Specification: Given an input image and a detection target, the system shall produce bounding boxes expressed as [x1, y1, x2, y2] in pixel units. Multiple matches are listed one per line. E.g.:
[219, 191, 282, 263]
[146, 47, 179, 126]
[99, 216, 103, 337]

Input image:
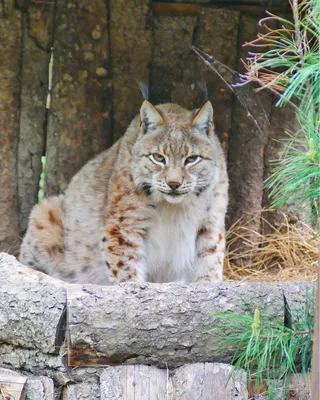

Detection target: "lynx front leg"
[102, 171, 155, 283]
[195, 226, 225, 283]
[102, 220, 147, 283]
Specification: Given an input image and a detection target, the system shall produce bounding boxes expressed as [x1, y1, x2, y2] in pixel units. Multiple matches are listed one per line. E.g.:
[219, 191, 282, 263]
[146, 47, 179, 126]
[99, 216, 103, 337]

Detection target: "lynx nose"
[167, 181, 181, 190]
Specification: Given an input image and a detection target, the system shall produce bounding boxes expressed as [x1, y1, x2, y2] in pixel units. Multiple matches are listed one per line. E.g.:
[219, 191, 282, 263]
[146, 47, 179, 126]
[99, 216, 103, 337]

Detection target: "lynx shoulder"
[20, 101, 228, 284]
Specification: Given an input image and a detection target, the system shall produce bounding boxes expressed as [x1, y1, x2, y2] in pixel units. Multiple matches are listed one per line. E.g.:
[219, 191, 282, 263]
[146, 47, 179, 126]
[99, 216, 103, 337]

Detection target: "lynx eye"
[185, 155, 200, 166]
[149, 153, 166, 166]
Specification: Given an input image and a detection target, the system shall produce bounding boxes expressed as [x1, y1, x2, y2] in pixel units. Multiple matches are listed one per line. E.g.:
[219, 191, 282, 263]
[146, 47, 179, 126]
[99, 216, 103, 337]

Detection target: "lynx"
[19, 100, 228, 285]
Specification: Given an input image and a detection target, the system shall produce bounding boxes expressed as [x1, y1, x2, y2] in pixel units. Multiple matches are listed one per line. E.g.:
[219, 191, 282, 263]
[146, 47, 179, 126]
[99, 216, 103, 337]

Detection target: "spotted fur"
[20, 101, 228, 284]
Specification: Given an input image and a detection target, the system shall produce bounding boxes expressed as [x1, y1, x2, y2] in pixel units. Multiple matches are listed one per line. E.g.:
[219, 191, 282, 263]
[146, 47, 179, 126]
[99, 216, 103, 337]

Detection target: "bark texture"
[45, 0, 112, 196]
[0, 253, 315, 399]
[262, 104, 311, 230]
[0, 344, 66, 378]
[170, 363, 248, 400]
[0, 253, 66, 354]
[228, 15, 273, 229]
[192, 7, 240, 154]
[168, 7, 240, 154]
[100, 365, 167, 400]
[150, 15, 197, 105]
[109, 0, 153, 142]
[0, 1, 21, 255]
[99, 363, 248, 400]
[0, 368, 55, 400]
[17, 1, 54, 235]
[62, 382, 101, 400]
[67, 282, 284, 367]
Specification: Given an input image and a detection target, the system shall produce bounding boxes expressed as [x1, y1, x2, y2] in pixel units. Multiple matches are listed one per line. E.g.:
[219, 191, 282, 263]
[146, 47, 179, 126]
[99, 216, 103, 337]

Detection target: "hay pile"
[224, 211, 318, 282]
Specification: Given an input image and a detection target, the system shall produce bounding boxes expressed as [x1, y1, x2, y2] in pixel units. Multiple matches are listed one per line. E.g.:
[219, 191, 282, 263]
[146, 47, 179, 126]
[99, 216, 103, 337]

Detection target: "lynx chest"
[145, 204, 200, 283]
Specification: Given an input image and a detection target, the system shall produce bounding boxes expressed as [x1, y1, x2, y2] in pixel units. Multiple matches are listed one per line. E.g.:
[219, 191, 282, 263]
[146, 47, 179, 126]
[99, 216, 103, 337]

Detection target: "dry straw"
[224, 211, 318, 282]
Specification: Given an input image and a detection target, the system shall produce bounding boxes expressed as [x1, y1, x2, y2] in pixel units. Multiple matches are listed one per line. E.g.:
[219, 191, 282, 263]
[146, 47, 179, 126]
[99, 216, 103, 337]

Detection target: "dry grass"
[224, 211, 318, 282]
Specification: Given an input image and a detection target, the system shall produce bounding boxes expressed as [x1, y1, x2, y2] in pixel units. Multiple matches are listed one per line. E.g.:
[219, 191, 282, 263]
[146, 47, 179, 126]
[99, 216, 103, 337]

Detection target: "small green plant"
[240, 0, 320, 229]
[216, 298, 314, 399]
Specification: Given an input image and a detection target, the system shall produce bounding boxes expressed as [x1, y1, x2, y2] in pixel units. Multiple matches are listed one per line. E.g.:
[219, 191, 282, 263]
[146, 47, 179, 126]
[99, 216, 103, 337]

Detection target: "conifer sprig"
[238, 0, 320, 228]
[216, 297, 314, 399]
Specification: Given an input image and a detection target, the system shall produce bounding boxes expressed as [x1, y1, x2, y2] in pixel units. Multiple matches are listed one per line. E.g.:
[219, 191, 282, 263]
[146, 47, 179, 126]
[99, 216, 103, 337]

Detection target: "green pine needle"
[241, 0, 320, 230]
[215, 295, 314, 399]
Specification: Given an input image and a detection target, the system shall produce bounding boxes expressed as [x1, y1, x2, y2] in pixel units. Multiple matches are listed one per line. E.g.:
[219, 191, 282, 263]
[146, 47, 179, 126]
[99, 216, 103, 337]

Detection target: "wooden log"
[152, 0, 288, 4]
[311, 271, 319, 400]
[0, 253, 66, 354]
[109, 0, 153, 142]
[0, 368, 55, 400]
[262, 104, 311, 229]
[277, 281, 317, 325]
[150, 15, 197, 105]
[45, 0, 112, 196]
[152, 2, 199, 17]
[0, 344, 66, 378]
[0, 375, 26, 400]
[168, 7, 240, 154]
[152, 2, 290, 17]
[171, 363, 248, 400]
[227, 14, 273, 229]
[17, 1, 55, 235]
[100, 365, 168, 400]
[99, 363, 248, 400]
[67, 282, 285, 368]
[62, 382, 100, 400]
[0, 1, 21, 255]
[193, 6, 240, 154]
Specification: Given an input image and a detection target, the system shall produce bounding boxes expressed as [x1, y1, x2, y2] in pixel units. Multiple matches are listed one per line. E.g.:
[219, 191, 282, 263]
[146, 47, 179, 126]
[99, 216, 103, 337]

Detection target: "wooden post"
[311, 267, 319, 400]
[17, 0, 55, 235]
[45, 0, 112, 196]
[0, 1, 22, 255]
[228, 14, 273, 230]
[109, 0, 153, 142]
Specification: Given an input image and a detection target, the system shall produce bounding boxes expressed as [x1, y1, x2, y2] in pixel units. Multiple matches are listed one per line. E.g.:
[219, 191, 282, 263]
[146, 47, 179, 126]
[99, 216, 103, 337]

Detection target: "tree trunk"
[166, 7, 240, 155]
[67, 281, 284, 368]
[193, 7, 240, 154]
[17, 0, 55, 235]
[262, 104, 312, 231]
[0, 1, 21, 255]
[0, 253, 66, 354]
[228, 15, 273, 230]
[150, 15, 197, 105]
[109, 0, 153, 142]
[45, 0, 112, 196]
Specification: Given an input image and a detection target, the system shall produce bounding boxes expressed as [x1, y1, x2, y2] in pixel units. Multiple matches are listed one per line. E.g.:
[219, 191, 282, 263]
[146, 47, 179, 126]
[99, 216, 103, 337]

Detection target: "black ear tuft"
[137, 80, 149, 100]
[197, 81, 208, 101]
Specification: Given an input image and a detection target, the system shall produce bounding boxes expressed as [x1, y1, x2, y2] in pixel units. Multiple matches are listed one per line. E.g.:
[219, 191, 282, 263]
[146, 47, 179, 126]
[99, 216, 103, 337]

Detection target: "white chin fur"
[163, 194, 186, 204]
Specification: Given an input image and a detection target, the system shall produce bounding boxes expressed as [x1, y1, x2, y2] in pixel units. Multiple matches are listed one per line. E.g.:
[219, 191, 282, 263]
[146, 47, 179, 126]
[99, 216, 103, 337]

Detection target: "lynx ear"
[140, 100, 163, 133]
[192, 101, 214, 136]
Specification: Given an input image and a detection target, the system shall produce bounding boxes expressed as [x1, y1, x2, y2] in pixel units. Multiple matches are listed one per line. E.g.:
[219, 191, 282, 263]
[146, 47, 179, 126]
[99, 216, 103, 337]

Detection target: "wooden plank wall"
[0, 0, 293, 254]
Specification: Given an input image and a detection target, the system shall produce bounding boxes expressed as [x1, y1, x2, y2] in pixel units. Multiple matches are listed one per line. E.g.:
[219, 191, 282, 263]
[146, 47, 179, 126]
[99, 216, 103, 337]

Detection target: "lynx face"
[132, 101, 219, 204]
